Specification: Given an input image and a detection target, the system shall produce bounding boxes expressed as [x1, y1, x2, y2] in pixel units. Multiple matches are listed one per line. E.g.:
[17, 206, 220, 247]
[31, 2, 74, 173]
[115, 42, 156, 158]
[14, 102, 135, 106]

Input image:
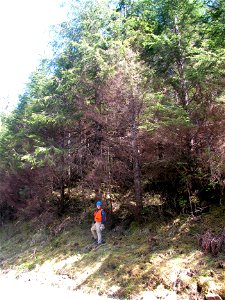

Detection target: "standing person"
[91, 200, 106, 246]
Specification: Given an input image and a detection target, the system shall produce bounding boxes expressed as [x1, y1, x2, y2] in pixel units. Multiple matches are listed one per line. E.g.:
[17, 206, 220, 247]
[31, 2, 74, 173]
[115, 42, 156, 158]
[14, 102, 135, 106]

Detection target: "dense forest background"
[0, 0, 224, 225]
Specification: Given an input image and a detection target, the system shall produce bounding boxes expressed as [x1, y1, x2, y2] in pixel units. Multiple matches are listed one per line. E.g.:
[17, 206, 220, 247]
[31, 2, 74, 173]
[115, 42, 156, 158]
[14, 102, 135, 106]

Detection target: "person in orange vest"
[91, 200, 106, 245]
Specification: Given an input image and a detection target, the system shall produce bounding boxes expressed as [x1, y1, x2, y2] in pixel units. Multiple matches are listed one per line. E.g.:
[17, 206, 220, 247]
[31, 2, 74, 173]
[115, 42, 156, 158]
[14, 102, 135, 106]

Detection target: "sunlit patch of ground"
[0, 277, 112, 300]
[0, 205, 225, 299]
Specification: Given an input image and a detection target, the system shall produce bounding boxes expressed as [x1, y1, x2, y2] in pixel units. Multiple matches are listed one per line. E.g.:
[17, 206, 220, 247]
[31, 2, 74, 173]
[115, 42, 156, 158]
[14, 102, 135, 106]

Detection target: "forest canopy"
[0, 0, 224, 223]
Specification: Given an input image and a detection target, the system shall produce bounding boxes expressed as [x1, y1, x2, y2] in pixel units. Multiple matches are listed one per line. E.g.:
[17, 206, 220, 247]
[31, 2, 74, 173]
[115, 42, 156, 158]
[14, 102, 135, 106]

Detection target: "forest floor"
[0, 204, 225, 300]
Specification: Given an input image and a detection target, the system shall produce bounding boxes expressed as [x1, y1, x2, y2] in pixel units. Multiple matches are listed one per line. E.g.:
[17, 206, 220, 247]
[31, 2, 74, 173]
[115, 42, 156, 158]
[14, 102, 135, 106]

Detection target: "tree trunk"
[174, 16, 189, 107]
[58, 130, 66, 215]
[131, 99, 142, 222]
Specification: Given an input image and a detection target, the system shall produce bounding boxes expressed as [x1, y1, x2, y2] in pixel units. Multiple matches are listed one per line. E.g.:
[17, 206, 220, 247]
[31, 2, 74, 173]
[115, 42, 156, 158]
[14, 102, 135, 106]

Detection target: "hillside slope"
[0, 205, 225, 300]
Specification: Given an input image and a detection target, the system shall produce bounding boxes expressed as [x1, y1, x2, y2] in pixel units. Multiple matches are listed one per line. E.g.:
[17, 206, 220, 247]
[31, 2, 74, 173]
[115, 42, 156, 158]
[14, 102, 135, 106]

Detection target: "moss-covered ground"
[0, 204, 224, 299]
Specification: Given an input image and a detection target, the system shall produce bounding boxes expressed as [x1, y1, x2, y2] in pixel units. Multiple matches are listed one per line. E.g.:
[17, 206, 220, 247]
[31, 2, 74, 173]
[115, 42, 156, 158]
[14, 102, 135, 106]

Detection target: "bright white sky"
[0, 0, 68, 113]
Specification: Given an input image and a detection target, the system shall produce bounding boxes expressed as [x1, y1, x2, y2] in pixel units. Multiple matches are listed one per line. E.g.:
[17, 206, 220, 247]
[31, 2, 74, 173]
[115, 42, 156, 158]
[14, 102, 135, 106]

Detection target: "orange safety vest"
[94, 209, 103, 222]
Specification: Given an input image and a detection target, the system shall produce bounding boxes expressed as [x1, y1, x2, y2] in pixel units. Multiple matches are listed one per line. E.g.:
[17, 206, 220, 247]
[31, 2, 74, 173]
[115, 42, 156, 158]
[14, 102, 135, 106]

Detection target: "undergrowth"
[0, 204, 225, 300]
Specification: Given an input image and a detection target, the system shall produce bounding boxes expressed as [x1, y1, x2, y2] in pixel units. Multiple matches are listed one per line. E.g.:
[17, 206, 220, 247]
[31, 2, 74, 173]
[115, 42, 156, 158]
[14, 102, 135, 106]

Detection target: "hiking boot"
[98, 240, 106, 245]
[92, 238, 98, 243]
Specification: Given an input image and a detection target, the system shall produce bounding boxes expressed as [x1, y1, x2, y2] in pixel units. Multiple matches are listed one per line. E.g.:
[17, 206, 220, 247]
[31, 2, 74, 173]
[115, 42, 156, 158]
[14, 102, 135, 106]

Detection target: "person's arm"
[93, 211, 96, 223]
[101, 210, 106, 224]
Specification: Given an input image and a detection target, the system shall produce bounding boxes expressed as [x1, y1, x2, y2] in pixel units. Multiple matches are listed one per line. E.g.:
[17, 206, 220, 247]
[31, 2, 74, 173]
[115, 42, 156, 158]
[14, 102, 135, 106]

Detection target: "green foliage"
[141, 96, 191, 131]
[21, 146, 63, 168]
[204, 0, 225, 49]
